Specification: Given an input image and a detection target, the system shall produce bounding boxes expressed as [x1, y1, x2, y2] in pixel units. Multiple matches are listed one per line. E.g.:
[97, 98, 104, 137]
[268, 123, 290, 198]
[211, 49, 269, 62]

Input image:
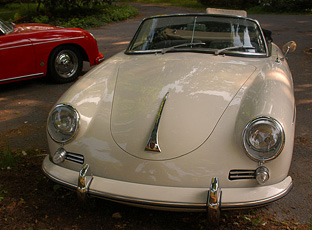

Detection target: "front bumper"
[95, 53, 105, 64]
[42, 156, 292, 211]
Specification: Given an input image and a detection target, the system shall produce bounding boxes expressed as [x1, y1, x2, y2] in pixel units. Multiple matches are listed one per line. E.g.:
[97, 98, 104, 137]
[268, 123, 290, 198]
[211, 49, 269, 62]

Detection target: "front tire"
[48, 46, 83, 83]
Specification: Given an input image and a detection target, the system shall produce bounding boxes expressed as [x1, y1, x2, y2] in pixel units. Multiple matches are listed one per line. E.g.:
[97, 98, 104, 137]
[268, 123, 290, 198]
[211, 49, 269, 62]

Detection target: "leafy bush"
[5, 3, 23, 10]
[0, 11, 14, 20]
[197, 0, 312, 12]
[42, 0, 116, 11]
[260, 0, 312, 12]
[33, 15, 49, 23]
[32, 5, 138, 29]
[0, 3, 44, 20]
[15, 3, 39, 18]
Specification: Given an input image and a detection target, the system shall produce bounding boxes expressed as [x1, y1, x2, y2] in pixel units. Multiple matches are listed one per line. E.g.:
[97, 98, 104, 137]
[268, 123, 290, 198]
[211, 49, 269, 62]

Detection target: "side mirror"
[282, 41, 296, 60]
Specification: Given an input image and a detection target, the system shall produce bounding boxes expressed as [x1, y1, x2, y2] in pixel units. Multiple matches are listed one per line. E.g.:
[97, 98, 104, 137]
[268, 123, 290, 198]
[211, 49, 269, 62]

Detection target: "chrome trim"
[242, 116, 285, 163]
[97, 57, 105, 63]
[145, 92, 169, 152]
[207, 177, 221, 225]
[66, 152, 84, 164]
[89, 190, 205, 210]
[0, 37, 84, 51]
[88, 179, 292, 211]
[0, 26, 4, 35]
[42, 176, 292, 211]
[54, 49, 79, 79]
[0, 19, 14, 34]
[0, 43, 32, 51]
[87, 179, 292, 211]
[47, 103, 80, 144]
[293, 105, 296, 124]
[0, 72, 45, 83]
[221, 181, 293, 209]
[228, 169, 256, 180]
[42, 162, 293, 211]
[34, 37, 84, 46]
[77, 164, 93, 200]
[255, 166, 270, 185]
[51, 147, 67, 164]
[126, 14, 269, 56]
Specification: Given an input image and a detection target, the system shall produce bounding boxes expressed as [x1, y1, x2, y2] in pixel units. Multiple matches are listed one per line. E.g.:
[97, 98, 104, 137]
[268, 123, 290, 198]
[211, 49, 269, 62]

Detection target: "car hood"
[110, 53, 256, 160]
[14, 23, 59, 33]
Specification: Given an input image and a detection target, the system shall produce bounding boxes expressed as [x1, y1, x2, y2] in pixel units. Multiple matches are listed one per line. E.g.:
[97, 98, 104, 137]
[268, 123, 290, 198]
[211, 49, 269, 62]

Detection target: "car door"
[0, 32, 37, 83]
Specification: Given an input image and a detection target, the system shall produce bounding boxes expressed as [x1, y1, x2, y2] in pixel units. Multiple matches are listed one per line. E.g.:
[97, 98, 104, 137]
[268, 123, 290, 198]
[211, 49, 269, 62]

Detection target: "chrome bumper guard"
[73, 163, 291, 226]
[42, 157, 292, 215]
[76, 164, 222, 223]
[77, 164, 93, 200]
[207, 177, 222, 225]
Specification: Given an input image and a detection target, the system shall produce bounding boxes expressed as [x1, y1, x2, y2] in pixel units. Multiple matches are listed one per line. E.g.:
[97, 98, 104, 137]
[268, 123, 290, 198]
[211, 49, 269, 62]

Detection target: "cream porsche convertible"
[42, 9, 296, 223]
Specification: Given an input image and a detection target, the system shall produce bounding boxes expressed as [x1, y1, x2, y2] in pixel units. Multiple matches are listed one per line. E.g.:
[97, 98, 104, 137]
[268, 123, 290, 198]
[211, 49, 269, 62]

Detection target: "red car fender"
[0, 22, 104, 84]
[29, 29, 103, 74]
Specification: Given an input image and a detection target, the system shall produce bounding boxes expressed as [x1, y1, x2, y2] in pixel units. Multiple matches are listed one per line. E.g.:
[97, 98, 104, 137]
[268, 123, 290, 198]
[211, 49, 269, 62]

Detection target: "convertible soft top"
[206, 8, 247, 17]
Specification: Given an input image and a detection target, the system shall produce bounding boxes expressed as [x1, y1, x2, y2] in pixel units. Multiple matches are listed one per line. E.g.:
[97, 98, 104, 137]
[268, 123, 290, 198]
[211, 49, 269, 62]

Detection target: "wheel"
[48, 46, 83, 83]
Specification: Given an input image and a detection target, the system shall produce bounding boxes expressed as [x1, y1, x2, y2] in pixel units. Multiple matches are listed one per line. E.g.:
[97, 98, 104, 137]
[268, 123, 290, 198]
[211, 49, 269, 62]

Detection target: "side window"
[262, 29, 273, 43]
[262, 28, 273, 55]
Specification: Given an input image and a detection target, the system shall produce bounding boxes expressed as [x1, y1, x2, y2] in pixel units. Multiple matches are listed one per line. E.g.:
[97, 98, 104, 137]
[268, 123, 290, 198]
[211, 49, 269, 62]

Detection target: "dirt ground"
[0, 3, 312, 229]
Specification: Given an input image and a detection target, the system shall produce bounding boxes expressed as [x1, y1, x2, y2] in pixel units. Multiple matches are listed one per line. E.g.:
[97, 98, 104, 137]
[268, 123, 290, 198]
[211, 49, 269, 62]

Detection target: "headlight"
[243, 117, 285, 162]
[47, 104, 79, 143]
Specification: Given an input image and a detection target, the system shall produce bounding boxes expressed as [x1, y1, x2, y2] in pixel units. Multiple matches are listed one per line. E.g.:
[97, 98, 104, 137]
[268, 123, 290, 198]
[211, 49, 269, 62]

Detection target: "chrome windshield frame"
[0, 18, 14, 35]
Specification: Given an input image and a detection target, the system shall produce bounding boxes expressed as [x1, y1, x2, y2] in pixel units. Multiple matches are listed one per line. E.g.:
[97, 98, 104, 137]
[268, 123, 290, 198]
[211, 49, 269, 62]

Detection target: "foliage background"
[1, 0, 312, 25]
[197, 0, 312, 12]
[0, 0, 138, 28]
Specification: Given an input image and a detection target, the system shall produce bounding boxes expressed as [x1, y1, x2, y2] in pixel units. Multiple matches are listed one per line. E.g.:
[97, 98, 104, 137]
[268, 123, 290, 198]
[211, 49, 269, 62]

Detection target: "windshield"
[0, 18, 14, 35]
[126, 15, 267, 56]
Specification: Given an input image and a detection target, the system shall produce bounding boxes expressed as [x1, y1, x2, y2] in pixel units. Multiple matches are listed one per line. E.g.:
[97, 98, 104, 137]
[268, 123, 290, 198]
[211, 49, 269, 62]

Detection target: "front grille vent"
[229, 169, 256, 181]
[66, 152, 84, 164]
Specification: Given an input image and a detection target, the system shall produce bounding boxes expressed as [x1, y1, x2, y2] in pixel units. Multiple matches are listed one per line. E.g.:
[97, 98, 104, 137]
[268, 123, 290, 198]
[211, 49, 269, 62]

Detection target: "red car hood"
[14, 23, 59, 33]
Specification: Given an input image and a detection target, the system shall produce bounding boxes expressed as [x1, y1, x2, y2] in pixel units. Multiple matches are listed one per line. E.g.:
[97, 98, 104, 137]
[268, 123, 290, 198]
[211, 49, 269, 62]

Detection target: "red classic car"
[0, 18, 104, 84]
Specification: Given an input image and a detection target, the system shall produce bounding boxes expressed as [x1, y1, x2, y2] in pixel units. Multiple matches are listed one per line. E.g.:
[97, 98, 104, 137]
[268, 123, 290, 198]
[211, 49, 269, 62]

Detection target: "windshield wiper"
[161, 42, 206, 54]
[214, 46, 256, 55]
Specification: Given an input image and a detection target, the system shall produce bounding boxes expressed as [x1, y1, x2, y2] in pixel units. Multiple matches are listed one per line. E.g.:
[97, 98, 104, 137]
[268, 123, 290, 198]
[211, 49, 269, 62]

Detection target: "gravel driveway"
[0, 3, 311, 226]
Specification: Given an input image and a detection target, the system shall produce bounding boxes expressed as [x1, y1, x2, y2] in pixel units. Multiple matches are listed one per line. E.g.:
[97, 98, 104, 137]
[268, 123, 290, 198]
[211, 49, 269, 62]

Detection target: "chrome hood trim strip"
[145, 92, 169, 152]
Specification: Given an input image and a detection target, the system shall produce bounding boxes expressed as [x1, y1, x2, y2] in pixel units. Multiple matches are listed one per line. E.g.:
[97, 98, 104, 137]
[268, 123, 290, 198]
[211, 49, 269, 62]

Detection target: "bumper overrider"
[42, 156, 292, 223]
[95, 54, 105, 64]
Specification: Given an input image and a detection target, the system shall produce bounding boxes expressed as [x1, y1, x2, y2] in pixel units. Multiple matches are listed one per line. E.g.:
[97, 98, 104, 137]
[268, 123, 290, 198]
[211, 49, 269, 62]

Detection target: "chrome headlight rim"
[242, 116, 285, 162]
[47, 103, 80, 144]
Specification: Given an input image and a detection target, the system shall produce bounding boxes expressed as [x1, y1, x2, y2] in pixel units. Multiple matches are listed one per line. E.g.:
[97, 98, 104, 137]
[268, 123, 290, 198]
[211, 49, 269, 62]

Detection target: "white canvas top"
[206, 8, 247, 17]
